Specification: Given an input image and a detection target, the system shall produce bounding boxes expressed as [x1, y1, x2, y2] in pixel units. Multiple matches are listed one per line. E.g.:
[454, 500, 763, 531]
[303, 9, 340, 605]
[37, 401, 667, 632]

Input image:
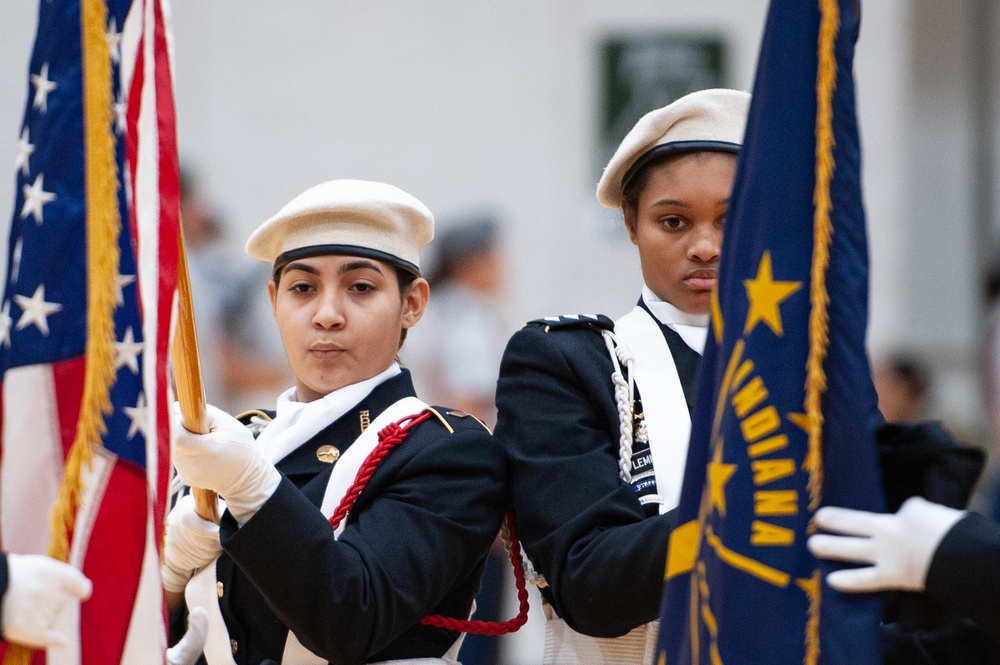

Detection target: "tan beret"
[596, 88, 751, 209]
[246, 179, 434, 275]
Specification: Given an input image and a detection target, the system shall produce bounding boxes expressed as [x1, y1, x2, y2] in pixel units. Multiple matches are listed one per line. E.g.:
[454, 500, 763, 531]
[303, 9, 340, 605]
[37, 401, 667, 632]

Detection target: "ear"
[267, 279, 278, 318]
[401, 277, 430, 330]
[623, 207, 639, 246]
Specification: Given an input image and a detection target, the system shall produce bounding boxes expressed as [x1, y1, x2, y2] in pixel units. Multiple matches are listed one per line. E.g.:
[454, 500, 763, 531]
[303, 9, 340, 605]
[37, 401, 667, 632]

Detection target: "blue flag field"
[657, 0, 884, 663]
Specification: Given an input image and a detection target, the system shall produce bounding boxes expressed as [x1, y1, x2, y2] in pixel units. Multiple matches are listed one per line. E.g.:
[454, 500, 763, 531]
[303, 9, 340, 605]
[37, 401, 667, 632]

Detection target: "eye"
[350, 281, 376, 293]
[661, 215, 685, 230]
[288, 281, 313, 294]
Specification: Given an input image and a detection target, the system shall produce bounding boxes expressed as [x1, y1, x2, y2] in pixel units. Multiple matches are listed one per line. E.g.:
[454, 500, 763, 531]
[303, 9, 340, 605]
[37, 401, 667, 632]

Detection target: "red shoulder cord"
[328, 411, 530, 636]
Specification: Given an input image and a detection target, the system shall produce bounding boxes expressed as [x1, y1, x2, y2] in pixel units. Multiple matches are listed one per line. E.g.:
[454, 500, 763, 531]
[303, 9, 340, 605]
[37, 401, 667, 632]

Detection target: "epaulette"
[235, 409, 274, 437]
[235, 408, 274, 425]
[526, 313, 615, 333]
[426, 407, 493, 435]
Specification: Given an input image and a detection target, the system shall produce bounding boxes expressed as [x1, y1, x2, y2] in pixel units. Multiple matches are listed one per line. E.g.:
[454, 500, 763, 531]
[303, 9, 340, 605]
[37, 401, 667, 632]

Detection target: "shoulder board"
[526, 313, 615, 332]
[235, 409, 275, 426]
[425, 406, 492, 435]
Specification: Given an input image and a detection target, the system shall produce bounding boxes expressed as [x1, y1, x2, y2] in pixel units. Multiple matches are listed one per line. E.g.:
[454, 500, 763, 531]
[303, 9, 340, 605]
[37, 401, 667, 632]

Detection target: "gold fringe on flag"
[803, 0, 841, 662]
[806, 0, 840, 523]
[5, 0, 121, 662]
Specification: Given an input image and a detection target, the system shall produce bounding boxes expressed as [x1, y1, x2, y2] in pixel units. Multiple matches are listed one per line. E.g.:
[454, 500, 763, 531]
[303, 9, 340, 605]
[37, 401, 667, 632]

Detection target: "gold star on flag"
[743, 251, 801, 336]
[707, 442, 737, 517]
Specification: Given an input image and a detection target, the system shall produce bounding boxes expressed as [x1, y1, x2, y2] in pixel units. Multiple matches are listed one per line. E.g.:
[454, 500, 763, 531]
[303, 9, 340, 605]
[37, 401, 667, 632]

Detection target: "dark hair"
[426, 216, 500, 287]
[984, 248, 1000, 303]
[394, 266, 418, 349]
[621, 154, 674, 222]
[881, 354, 930, 401]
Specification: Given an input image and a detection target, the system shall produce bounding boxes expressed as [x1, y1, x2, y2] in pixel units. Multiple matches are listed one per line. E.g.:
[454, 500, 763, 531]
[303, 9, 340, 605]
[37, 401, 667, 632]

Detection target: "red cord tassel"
[329, 411, 529, 635]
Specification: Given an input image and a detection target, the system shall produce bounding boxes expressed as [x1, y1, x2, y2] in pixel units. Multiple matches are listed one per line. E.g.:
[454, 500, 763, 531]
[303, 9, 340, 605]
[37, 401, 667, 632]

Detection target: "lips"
[684, 269, 717, 290]
[309, 342, 345, 357]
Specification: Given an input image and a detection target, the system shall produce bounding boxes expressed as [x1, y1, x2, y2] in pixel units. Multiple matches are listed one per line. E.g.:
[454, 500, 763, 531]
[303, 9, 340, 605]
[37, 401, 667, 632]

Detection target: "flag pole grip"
[172, 229, 220, 524]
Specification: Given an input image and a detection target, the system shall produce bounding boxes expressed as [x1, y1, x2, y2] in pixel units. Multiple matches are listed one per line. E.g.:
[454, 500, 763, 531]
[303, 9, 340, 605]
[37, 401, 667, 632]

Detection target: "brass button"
[231, 639, 238, 655]
[216, 581, 224, 598]
[316, 445, 340, 463]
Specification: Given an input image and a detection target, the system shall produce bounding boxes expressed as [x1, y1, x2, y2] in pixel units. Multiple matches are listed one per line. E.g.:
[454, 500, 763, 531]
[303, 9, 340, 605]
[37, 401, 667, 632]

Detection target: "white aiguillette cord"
[612, 306, 692, 513]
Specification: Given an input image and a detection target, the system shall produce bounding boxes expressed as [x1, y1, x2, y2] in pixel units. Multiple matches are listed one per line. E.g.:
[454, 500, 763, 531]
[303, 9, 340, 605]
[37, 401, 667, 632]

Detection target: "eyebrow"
[649, 197, 730, 207]
[282, 261, 320, 276]
[283, 258, 385, 277]
[339, 259, 384, 275]
[650, 198, 689, 208]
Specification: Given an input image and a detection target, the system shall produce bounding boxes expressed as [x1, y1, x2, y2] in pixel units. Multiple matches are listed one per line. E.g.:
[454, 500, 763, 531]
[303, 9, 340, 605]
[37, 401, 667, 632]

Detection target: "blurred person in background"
[180, 169, 290, 413]
[980, 251, 1000, 456]
[403, 215, 507, 429]
[402, 215, 511, 665]
[872, 352, 931, 423]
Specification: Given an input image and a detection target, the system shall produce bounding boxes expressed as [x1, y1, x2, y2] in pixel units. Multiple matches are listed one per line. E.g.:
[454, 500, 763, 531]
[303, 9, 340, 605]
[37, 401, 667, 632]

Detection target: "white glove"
[807, 496, 965, 592]
[1, 554, 93, 648]
[166, 606, 208, 665]
[172, 403, 281, 525]
[161, 494, 224, 593]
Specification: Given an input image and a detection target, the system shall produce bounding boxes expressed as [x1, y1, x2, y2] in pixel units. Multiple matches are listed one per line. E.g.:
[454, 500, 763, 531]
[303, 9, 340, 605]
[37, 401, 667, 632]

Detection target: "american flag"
[0, 0, 180, 662]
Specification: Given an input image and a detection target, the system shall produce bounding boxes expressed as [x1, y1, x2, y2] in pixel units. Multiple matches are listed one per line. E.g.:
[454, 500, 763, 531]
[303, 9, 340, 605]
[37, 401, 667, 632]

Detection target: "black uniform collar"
[276, 369, 418, 479]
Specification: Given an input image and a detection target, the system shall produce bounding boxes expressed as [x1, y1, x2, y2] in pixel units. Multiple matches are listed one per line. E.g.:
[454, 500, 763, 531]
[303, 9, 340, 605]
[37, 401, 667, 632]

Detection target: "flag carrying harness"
[327, 410, 530, 636]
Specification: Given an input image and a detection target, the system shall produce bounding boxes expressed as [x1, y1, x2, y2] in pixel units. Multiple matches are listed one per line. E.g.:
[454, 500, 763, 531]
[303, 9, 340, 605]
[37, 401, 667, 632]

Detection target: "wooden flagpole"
[172, 226, 220, 524]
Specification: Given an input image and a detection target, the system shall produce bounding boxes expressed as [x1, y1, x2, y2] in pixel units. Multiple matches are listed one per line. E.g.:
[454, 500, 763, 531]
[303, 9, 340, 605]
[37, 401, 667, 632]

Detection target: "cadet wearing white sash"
[494, 89, 750, 664]
[162, 180, 506, 665]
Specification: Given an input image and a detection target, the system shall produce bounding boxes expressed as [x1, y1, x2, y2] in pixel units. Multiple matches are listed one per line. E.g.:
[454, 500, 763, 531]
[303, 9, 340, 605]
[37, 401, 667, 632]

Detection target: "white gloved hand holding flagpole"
[171, 403, 281, 525]
[807, 496, 966, 592]
[161, 494, 224, 593]
[1, 553, 93, 648]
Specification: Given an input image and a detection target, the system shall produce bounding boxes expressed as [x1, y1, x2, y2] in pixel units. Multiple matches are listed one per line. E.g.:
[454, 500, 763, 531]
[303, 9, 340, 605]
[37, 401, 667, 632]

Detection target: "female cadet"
[494, 88, 750, 663]
[162, 180, 507, 665]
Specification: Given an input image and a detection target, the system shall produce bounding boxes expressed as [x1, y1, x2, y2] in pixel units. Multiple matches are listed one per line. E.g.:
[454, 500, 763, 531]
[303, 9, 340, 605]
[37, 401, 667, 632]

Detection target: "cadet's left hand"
[2, 554, 93, 648]
[171, 403, 281, 524]
[807, 496, 965, 592]
[161, 494, 223, 593]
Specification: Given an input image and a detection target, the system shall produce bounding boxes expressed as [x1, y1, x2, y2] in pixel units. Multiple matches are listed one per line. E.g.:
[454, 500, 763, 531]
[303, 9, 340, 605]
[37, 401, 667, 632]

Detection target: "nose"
[688, 224, 721, 264]
[312, 291, 345, 330]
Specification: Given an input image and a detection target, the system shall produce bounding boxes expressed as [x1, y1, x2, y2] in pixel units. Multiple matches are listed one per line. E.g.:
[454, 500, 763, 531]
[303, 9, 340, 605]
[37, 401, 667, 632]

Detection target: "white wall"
[0, 2, 993, 430]
[162, 1, 772, 330]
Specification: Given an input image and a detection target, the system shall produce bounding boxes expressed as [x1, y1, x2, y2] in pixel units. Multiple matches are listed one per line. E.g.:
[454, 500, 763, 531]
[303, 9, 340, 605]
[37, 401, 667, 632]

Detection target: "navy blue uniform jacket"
[494, 312, 697, 638]
[211, 370, 505, 665]
[926, 513, 1000, 641]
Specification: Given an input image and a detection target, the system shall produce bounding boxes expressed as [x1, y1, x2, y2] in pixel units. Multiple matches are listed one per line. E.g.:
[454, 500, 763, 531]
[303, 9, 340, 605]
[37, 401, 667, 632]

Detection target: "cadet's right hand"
[1, 553, 92, 648]
[171, 403, 281, 524]
[161, 494, 223, 593]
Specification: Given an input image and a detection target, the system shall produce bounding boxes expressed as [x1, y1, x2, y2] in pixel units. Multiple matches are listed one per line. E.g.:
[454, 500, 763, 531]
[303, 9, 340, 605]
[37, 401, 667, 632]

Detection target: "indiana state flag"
[657, 0, 884, 663]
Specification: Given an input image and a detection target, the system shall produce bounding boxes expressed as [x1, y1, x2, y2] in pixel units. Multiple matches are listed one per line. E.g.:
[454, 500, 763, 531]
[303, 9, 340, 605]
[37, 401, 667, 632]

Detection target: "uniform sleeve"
[218, 427, 505, 665]
[0, 551, 8, 627]
[495, 326, 676, 638]
[924, 512, 1000, 640]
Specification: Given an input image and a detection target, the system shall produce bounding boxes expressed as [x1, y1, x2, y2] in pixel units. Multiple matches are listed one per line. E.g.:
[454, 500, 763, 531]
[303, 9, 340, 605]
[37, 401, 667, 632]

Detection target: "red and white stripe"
[0, 1, 180, 662]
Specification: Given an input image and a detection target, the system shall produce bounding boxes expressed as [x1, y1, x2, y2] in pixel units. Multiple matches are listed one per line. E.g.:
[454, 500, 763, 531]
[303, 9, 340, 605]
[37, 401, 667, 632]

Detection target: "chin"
[683, 296, 712, 316]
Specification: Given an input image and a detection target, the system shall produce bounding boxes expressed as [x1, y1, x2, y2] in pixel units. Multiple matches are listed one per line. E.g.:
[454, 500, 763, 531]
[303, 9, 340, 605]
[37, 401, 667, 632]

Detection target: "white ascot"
[255, 363, 401, 464]
[640, 285, 709, 353]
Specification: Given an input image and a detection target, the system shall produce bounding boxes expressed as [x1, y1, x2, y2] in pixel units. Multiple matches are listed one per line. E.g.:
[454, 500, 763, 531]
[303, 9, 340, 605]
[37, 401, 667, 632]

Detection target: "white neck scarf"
[640, 285, 709, 354]
[255, 363, 402, 464]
